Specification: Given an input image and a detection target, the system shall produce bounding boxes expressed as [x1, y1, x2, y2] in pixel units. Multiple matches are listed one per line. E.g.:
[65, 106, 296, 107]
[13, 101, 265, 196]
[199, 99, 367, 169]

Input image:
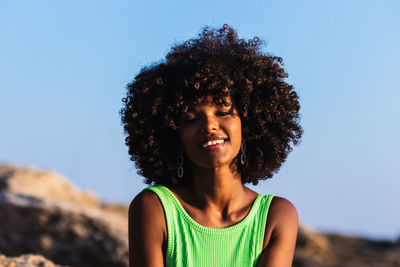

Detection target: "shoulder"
[128, 189, 167, 240]
[258, 196, 298, 266]
[129, 189, 166, 229]
[129, 189, 164, 214]
[263, 196, 298, 248]
[268, 196, 298, 223]
[128, 189, 167, 266]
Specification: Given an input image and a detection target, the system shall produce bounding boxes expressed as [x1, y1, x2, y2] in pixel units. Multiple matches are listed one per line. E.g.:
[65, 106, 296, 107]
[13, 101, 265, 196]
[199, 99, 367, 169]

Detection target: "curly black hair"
[121, 24, 302, 186]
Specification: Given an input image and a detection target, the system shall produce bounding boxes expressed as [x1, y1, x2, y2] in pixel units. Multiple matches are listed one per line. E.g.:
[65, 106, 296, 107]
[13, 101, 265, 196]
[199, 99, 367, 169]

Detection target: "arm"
[129, 190, 166, 267]
[257, 197, 298, 267]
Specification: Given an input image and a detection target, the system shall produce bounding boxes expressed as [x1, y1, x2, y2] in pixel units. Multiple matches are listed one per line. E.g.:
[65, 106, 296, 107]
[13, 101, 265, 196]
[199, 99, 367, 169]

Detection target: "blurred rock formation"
[0, 164, 399, 267]
[0, 254, 66, 267]
[0, 165, 128, 267]
[294, 225, 400, 267]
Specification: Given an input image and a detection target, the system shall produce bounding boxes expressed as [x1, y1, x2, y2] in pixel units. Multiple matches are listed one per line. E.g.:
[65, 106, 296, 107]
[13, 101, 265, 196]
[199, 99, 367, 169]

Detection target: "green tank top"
[145, 185, 274, 267]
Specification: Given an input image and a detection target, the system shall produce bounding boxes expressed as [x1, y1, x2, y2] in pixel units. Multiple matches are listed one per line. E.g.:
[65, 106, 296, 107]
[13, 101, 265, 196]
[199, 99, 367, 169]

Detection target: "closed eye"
[216, 107, 235, 116]
[215, 105, 235, 116]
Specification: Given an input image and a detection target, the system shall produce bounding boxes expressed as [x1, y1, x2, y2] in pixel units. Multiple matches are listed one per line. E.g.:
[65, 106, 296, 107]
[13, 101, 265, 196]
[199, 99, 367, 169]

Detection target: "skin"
[129, 97, 298, 267]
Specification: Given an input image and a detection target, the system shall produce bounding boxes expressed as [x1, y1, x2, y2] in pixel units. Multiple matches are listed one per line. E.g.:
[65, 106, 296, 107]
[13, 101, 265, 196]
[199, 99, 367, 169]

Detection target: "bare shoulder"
[263, 196, 298, 249]
[258, 196, 298, 267]
[129, 189, 165, 217]
[129, 190, 166, 267]
[268, 196, 298, 226]
[128, 189, 166, 242]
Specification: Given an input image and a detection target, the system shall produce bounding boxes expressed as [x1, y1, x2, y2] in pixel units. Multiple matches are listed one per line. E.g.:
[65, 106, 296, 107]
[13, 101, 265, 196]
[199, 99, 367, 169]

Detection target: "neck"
[189, 164, 246, 210]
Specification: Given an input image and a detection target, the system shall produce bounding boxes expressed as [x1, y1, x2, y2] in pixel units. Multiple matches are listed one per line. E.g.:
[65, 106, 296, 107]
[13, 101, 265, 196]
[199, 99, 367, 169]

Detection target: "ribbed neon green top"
[145, 185, 274, 267]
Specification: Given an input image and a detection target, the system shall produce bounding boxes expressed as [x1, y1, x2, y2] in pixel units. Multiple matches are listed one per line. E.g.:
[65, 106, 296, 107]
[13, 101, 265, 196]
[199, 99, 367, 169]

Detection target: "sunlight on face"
[179, 96, 242, 169]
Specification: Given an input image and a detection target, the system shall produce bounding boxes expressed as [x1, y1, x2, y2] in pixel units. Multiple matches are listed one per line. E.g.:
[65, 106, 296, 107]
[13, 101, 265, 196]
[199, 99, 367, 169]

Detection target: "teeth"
[202, 139, 224, 148]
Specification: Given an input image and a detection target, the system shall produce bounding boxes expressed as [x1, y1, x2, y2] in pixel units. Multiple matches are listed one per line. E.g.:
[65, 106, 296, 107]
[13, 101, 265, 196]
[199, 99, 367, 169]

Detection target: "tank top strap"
[252, 193, 274, 255]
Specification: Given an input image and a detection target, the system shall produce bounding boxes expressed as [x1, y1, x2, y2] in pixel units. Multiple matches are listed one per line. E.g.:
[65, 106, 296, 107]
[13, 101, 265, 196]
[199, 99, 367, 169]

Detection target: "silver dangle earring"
[177, 152, 184, 178]
[240, 141, 247, 165]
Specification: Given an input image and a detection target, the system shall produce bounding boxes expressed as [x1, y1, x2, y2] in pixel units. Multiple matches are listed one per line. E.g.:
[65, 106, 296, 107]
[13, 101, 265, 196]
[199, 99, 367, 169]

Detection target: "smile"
[202, 139, 226, 148]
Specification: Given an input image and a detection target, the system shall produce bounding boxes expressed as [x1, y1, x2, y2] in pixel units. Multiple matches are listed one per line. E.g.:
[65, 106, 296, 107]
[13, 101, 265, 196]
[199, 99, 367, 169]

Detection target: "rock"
[0, 165, 99, 208]
[294, 225, 334, 266]
[0, 165, 128, 267]
[294, 225, 400, 267]
[0, 254, 67, 267]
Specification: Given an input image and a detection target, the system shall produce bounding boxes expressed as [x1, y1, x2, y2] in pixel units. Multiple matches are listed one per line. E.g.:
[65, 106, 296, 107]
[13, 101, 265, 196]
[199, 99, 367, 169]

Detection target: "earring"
[240, 141, 247, 165]
[177, 153, 184, 178]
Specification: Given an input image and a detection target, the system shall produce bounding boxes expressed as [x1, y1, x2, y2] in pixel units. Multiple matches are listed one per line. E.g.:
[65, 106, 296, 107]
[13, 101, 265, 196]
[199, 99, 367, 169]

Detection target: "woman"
[121, 24, 302, 267]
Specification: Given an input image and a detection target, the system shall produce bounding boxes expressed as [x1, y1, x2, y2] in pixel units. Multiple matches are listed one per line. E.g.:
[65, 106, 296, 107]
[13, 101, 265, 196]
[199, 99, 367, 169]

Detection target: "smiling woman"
[121, 24, 302, 267]
[178, 96, 242, 169]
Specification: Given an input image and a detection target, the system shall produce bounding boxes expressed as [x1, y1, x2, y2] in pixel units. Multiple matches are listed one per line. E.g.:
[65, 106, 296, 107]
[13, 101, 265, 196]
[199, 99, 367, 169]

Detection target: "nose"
[201, 115, 218, 133]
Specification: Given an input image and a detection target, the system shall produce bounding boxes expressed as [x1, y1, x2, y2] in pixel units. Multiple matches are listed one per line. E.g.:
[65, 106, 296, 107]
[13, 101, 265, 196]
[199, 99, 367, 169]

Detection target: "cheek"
[233, 129, 242, 152]
[227, 118, 242, 152]
[232, 118, 242, 140]
[178, 131, 201, 165]
[178, 128, 195, 152]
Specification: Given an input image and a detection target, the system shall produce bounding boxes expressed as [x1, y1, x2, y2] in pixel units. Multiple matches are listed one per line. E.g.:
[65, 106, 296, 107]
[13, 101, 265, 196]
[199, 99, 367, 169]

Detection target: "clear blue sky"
[1, 0, 399, 240]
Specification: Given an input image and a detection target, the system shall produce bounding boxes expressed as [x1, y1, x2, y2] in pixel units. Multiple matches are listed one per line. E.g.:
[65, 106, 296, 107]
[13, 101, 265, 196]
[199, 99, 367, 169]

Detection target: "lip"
[203, 140, 225, 151]
[200, 136, 228, 150]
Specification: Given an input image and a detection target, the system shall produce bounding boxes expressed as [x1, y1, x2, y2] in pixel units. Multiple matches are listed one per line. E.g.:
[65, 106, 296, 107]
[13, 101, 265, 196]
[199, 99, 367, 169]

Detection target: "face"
[178, 96, 242, 169]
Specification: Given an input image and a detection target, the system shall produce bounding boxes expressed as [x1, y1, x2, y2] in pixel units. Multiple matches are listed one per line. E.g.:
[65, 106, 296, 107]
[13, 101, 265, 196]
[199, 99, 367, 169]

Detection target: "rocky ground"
[0, 165, 399, 267]
[294, 225, 400, 267]
[0, 254, 65, 267]
[0, 165, 128, 267]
